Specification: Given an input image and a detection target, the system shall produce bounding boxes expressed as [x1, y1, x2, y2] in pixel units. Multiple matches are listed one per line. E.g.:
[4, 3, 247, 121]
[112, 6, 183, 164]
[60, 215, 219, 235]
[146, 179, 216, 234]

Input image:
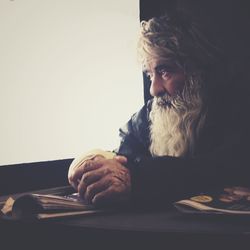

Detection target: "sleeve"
[115, 86, 250, 208]
[129, 135, 250, 207]
[128, 102, 250, 208]
[114, 103, 152, 161]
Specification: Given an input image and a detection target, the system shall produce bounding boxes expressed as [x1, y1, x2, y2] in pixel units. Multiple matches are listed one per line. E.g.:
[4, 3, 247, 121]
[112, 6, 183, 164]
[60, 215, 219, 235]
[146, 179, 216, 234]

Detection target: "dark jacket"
[115, 73, 250, 207]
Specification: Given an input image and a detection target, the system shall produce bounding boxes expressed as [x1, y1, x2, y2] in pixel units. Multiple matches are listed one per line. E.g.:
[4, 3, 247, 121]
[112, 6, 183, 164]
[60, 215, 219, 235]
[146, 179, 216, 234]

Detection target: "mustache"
[155, 93, 177, 108]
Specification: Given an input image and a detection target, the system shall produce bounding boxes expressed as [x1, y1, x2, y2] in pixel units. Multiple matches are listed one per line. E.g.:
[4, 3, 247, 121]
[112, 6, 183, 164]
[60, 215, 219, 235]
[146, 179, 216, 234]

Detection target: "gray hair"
[140, 14, 213, 157]
[138, 14, 219, 76]
[149, 74, 206, 157]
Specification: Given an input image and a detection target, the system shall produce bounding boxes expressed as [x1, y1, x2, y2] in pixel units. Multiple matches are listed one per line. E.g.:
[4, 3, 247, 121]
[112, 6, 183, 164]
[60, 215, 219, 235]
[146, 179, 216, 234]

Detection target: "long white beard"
[149, 84, 205, 157]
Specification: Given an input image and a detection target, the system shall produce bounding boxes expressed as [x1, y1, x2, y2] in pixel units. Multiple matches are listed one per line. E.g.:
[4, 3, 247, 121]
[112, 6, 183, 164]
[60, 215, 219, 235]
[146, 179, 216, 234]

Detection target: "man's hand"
[69, 155, 131, 205]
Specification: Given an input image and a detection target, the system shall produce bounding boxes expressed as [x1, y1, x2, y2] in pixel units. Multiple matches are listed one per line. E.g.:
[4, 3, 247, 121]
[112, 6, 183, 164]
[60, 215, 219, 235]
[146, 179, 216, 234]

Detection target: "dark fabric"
[115, 74, 250, 207]
[140, 0, 250, 104]
[122, 0, 250, 208]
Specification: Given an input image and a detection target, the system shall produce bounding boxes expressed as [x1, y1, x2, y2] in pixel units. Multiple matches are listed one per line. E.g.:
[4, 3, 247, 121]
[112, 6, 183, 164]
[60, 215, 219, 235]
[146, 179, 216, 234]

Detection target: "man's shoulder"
[131, 99, 153, 119]
[130, 99, 152, 125]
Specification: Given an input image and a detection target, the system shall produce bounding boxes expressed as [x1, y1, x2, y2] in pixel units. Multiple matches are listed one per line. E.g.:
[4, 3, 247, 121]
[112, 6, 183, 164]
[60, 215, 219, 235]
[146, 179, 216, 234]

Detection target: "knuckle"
[82, 172, 91, 184]
[77, 163, 85, 172]
[94, 155, 104, 161]
[69, 170, 76, 179]
[104, 168, 108, 175]
[68, 175, 73, 182]
[78, 184, 85, 197]
[83, 160, 91, 169]
[86, 183, 96, 199]
[104, 167, 112, 175]
[108, 177, 115, 187]
[69, 171, 77, 180]
[78, 179, 84, 190]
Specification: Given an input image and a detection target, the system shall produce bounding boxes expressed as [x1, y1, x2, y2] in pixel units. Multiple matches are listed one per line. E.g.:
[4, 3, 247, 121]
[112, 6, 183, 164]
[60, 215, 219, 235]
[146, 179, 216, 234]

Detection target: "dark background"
[140, 0, 250, 102]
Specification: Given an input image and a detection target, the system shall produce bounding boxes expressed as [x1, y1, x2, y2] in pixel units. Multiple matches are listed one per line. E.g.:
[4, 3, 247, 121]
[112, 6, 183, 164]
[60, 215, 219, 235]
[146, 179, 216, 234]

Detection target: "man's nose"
[149, 74, 165, 97]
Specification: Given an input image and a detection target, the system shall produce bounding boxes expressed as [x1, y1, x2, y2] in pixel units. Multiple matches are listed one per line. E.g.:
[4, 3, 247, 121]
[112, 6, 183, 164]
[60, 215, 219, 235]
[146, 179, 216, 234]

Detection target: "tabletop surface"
[1, 186, 250, 236]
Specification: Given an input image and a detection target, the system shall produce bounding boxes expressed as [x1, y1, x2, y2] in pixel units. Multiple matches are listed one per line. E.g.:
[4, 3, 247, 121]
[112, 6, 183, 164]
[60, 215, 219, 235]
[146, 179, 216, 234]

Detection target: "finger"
[77, 160, 103, 196]
[77, 177, 88, 198]
[69, 160, 103, 186]
[80, 167, 110, 186]
[69, 179, 78, 190]
[92, 186, 120, 205]
[84, 176, 112, 203]
[114, 155, 127, 164]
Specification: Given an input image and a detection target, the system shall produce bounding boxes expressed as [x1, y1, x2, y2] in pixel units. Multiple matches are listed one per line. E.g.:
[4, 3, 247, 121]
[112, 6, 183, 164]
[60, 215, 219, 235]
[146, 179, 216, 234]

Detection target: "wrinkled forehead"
[142, 58, 179, 72]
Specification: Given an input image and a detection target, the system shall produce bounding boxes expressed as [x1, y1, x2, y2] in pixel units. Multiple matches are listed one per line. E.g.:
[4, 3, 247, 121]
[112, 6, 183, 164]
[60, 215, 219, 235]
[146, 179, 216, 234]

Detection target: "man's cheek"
[174, 78, 185, 93]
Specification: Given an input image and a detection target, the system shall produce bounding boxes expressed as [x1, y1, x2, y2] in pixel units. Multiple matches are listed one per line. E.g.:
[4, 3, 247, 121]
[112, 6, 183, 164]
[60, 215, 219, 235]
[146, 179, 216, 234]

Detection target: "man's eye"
[158, 68, 170, 77]
[159, 69, 168, 74]
[156, 64, 176, 77]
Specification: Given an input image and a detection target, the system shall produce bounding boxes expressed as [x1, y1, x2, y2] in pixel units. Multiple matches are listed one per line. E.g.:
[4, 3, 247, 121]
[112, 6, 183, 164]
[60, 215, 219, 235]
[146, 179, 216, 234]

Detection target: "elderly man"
[68, 13, 249, 207]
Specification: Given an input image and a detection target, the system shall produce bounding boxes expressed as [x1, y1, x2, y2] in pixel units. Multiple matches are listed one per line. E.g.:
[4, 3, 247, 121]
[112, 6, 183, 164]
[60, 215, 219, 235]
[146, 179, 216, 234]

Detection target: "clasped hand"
[69, 156, 131, 205]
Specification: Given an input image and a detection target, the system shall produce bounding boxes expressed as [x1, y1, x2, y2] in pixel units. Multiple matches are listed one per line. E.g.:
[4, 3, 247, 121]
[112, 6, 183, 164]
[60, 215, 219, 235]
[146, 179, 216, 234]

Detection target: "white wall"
[0, 0, 143, 165]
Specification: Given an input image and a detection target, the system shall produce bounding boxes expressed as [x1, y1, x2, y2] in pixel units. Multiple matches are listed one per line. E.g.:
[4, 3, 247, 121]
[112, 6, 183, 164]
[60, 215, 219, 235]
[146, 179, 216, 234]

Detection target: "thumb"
[114, 155, 128, 164]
